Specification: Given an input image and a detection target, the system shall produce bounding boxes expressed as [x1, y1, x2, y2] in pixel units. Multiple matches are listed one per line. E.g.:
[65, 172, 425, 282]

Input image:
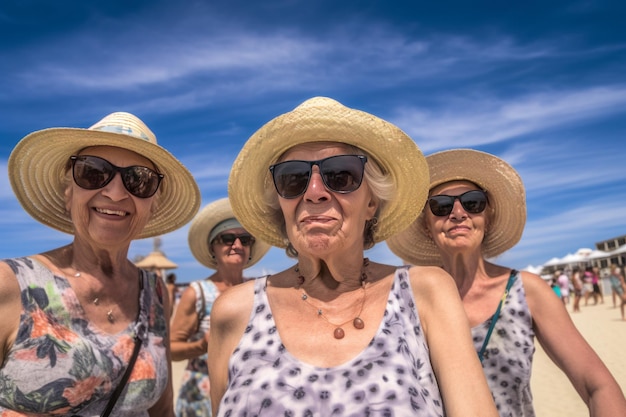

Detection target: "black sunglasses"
[213, 233, 255, 247]
[70, 155, 163, 199]
[428, 190, 488, 217]
[269, 154, 368, 199]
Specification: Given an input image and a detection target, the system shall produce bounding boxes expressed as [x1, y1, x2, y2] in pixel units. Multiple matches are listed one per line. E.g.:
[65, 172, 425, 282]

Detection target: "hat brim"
[228, 97, 429, 248]
[188, 198, 270, 269]
[387, 149, 526, 266]
[9, 125, 200, 239]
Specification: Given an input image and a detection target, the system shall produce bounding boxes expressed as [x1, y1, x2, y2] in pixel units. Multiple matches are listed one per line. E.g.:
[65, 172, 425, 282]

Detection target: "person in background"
[608, 264, 626, 321]
[209, 97, 499, 417]
[592, 265, 605, 304]
[0, 112, 200, 416]
[584, 266, 599, 306]
[556, 269, 571, 305]
[387, 148, 626, 416]
[166, 272, 179, 317]
[571, 266, 583, 313]
[170, 198, 270, 417]
[551, 276, 562, 299]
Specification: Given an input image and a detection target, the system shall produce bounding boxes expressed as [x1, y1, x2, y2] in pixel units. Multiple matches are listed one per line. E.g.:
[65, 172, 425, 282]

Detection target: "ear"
[421, 215, 432, 239]
[366, 197, 378, 218]
[64, 185, 73, 213]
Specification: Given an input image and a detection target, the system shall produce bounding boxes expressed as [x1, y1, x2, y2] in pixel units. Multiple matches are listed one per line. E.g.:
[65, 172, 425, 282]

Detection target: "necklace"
[295, 258, 369, 339]
[70, 267, 115, 324]
[93, 297, 115, 323]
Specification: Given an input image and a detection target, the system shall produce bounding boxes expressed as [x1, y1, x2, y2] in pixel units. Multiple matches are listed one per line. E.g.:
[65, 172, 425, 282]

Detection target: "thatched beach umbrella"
[135, 237, 178, 271]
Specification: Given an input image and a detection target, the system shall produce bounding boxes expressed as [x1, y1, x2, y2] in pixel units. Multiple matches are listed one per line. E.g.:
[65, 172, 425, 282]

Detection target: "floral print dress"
[175, 280, 219, 417]
[0, 257, 169, 416]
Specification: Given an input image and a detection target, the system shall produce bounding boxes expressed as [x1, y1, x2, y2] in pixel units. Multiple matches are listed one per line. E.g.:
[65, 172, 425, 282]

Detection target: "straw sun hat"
[228, 96, 429, 248]
[8, 112, 201, 239]
[188, 198, 270, 269]
[387, 149, 526, 266]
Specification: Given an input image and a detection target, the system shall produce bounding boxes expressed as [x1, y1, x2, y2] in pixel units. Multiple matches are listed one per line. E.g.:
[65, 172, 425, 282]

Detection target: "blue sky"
[1, 1, 625, 283]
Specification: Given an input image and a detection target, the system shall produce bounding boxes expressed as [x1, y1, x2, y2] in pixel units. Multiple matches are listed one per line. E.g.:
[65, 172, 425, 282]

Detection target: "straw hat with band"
[8, 112, 201, 239]
[228, 96, 429, 248]
[188, 198, 270, 269]
[387, 149, 526, 266]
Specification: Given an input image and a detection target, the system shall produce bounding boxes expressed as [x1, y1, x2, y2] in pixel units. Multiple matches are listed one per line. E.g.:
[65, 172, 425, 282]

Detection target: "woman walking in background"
[170, 198, 269, 417]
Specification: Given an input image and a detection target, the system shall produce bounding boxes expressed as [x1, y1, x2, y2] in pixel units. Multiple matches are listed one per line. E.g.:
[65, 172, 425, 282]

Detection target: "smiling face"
[276, 143, 378, 258]
[423, 180, 490, 258]
[65, 145, 158, 248]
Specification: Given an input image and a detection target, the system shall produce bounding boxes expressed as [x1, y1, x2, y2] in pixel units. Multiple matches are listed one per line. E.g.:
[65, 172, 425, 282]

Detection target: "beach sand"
[171, 300, 626, 415]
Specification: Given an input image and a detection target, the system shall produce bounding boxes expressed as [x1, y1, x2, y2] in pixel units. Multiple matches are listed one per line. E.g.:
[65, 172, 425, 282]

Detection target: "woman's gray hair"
[262, 145, 395, 258]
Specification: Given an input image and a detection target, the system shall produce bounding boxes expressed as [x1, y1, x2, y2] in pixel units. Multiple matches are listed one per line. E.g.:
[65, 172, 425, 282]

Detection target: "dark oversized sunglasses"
[269, 154, 368, 199]
[428, 190, 488, 217]
[213, 233, 255, 246]
[70, 155, 163, 199]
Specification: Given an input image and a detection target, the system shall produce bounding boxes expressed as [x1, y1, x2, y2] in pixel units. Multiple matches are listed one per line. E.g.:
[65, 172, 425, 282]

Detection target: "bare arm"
[170, 285, 207, 361]
[410, 266, 499, 417]
[207, 281, 255, 416]
[148, 275, 175, 417]
[523, 271, 626, 417]
[0, 261, 22, 368]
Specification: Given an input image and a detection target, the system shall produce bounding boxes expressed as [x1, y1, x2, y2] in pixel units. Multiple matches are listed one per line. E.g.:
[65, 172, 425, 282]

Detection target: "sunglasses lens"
[428, 196, 454, 216]
[72, 156, 113, 189]
[271, 160, 313, 198]
[121, 166, 161, 198]
[320, 155, 365, 194]
[461, 191, 487, 213]
[71, 155, 161, 198]
[219, 233, 236, 245]
[428, 190, 487, 216]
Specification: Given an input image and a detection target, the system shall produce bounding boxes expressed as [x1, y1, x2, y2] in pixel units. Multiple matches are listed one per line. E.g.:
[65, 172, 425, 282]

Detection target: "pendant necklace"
[295, 258, 369, 339]
[72, 268, 115, 324]
[92, 297, 115, 323]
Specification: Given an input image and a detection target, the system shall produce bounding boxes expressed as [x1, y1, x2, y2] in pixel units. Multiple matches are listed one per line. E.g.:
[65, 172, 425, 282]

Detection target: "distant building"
[540, 233, 626, 275]
[595, 234, 626, 264]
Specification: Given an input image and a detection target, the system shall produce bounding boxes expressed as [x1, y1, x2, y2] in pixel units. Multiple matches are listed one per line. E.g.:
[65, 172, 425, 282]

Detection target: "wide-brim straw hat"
[8, 112, 201, 239]
[387, 149, 526, 266]
[228, 96, 429, 248]
[188, 198, 271, 269]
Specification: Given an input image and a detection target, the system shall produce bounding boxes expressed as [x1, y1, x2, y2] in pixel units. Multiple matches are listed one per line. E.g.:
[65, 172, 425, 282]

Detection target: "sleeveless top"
[217, 267, 444, 417]
[175, 280, 219, 417]
[0, 257, 169, 416]
[472, 271, 536, 417]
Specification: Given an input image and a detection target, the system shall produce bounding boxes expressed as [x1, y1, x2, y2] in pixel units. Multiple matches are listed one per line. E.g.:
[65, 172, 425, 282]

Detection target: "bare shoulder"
[0, 261, 20, 298]
[210, 278, 257, 328]
[0, 261, 22, 364]
[407, 265, 456, 293]
[518, 270, 552, 297]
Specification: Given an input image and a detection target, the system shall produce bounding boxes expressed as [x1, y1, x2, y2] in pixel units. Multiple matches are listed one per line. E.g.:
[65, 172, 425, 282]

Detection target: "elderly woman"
[0, 113, 200, 416]
[207, 97, 498, 417]
[170, 198, 269, 417]
[387, 149, 626, 416]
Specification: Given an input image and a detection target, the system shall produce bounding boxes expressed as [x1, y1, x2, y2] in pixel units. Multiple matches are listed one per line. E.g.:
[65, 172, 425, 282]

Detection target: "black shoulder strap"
[196, 281, 206, 332]
[478, 269, 518, 362]
[100, 335, 142, 417]
[100, 271, 145, 417]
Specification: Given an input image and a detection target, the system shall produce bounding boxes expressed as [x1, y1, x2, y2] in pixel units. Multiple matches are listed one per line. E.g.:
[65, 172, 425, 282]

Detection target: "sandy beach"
[171, 299, 626, 415]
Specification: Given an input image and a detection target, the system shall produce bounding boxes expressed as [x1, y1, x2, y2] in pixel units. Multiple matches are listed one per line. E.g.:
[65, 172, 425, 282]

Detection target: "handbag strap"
[196, 281, 206, 332]
[478, 269, 518, 362]
[100, 335, 143, 417]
